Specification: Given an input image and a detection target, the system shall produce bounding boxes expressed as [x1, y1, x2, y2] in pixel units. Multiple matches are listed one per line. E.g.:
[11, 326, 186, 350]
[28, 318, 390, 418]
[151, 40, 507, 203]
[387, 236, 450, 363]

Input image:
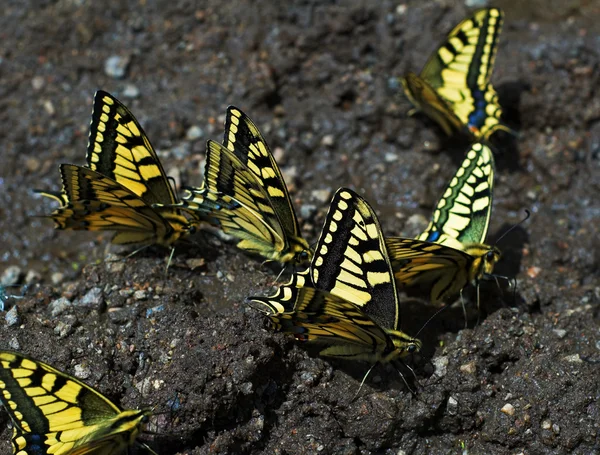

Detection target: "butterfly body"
[402, 8, 511, 139]
[0, 351, 151, 455]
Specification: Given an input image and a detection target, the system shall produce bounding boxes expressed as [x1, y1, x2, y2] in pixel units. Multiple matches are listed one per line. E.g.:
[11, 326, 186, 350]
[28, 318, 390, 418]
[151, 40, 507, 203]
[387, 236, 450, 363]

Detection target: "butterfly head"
[465, 243, 501, 284]
[384, 330, 422, 363]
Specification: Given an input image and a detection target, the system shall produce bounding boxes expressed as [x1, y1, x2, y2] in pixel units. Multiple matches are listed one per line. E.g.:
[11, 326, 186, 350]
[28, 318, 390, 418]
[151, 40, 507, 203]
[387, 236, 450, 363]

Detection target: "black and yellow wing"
[171, 110, 312, 265]
[388, 142, 499, 304]
[248, 188, 421, 364]
[86, 90, 178, 206]
[417, 142, 495, 249]
[41, 164, 192, 246]
[310, 188, 400, 331]
[0, 350, 152, 455]
[402, 8, 511, 139]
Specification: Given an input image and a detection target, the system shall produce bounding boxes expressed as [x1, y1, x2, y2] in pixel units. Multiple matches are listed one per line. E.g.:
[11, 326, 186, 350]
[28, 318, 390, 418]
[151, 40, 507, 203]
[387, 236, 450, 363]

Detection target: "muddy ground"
[1, 0, 599, 454]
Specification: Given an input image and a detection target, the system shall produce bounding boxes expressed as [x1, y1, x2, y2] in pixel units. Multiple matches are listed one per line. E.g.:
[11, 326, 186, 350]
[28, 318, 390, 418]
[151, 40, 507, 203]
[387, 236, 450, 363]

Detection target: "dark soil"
[1, 1, 599, 454]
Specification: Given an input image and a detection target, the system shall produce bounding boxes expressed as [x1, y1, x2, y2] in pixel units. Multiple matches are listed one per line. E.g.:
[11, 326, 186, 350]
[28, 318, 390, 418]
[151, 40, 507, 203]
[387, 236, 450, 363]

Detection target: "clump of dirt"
[1, 1, 599, 454]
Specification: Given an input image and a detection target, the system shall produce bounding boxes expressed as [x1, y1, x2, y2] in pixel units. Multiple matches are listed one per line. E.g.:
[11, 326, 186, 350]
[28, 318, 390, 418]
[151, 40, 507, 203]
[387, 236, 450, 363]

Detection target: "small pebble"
[79, 287, 103, 308]
[9, 338, 20, 350]
[563, 353, 582, 363]
[501, 403, 515, 416]
[186, 125, 204, 141]
[73, 363, 91, 380]
[300, 204, 317, 219]
[43, 100, 55, 116]
[321, 134, 335, 147]
[51, 272, 65, 285]
[311, 189, 332, 204]
[404, 214, 428, 235]
[447, 396, 458, 415]
[134, 290, 148, 300]
[460, 361, 476, 375]
[185, 258, 206, 270]
[5, 306, 20, 326]
[122, 84, 140, 98]
[104, 55, 130, 79]
[541, 419, 552, 430]
[553, 329, 567, 339]
[25, 269, 41, 284]
[107, 261, 125, 273]
[146, 305, 164, 318]
[465, 0, 488, 7]
[170, 143, 191, 159]
[119, 289, 134, 298]
[1, 266, 22, 286]
[384, 152, 398, 162]
[432, 356, 448, 378]
[54, 320, 73, 338]
[552, 423, 560, 434]
[49, 297, 72, 317]
[31, 76, 45, 90]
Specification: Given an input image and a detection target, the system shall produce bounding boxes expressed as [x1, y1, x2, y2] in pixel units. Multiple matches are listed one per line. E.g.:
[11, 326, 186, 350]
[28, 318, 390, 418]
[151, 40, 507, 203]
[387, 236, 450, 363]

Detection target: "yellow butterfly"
[162, 107, 312, 265]
[249, 188, 421, 365]
[402, 8, 512, 139]
[0, 350, 155, 455]
[386, 142, 500, 305]
[37, 91, 200, 247]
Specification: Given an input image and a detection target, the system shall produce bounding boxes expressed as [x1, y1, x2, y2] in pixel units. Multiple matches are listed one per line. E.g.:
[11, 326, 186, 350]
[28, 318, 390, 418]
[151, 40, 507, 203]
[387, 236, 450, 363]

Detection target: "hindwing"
[41, 164, 191, 246]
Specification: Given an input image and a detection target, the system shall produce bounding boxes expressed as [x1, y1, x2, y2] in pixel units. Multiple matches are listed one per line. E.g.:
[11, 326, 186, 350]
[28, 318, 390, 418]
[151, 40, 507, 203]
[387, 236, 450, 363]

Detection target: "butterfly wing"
[311, 188, 399, 330]
[0, 351, 150, 455]
[223, 107, 302, 240]
[176, 140, 311, 264]
[403, 8, 507, 138]
[385, 237, 476, 304]
[87, 90, 178, 205]
[418, 142, 495, 249]
[249, 281, 419, 363]
[42, 164, 186, 246]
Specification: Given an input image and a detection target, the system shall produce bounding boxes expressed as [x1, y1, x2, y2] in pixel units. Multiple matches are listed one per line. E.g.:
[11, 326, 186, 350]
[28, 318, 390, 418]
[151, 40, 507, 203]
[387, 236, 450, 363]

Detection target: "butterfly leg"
[352, 362, 380, 402]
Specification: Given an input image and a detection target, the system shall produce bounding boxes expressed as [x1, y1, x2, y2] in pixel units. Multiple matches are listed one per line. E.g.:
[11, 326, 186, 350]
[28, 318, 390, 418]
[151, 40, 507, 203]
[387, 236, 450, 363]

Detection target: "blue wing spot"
[426, 231, 441, 242]
[468, 89, 488, 130]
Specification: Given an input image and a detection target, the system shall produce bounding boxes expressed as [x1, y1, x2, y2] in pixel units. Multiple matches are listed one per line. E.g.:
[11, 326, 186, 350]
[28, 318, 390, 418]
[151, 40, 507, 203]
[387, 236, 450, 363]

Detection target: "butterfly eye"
[407, 344, 417, 354]
[486, 250, 496, 261]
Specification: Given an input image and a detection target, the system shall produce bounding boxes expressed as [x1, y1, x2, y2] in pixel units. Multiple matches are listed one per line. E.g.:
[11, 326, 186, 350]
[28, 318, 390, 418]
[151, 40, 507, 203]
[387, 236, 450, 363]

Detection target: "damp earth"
[0, 1, 599, 454]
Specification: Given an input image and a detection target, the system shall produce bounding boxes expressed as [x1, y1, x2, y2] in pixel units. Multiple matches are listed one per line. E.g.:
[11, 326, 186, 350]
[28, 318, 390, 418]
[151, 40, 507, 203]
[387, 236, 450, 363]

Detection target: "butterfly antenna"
[493, 209, 531, 247]
[274, 264, 288, 283]
[352, 362, 379, 402]
[137, 441, 159, 455]
[125, 244, 151, 259]
[413, 304, 450, 339]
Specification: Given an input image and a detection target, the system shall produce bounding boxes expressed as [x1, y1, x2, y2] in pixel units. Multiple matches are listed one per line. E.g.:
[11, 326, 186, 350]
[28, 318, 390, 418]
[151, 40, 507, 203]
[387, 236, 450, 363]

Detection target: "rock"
[79, 287, 103, 309]
[300, 204, 317, 219]
[432, 356, 448, 378]
[311, 189, 332, 204]
[553, 329, 567, 339]
[185, 258, 206, 270]
[122, 84, 140, 98]
[31, 76, 45, 90]
[49, 297, 72, 317]
[1, 266, 22, 286]
[104, 55, 130, 79]
[134, 290, 148, 300]
[119, 289, 134, 298]
[8, 338, 20, 350]
[186, 125, 204, 141]
[5, 306, 20, 326]
[501, 403, 515, 416]
[384, 152, 398, 162]
[146, 305, 165, 318]
[321, 134, 335, 147]
[51, 272, 65, 285]
[73, 363, 92, 380]
[54, 320, 73, 338]
[25, 269, 41, 284]
[447, 396, 458, 415]
[107, 261, 125, 273]
[404, 214, 428, 236]
[460, 361, 477, 375]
